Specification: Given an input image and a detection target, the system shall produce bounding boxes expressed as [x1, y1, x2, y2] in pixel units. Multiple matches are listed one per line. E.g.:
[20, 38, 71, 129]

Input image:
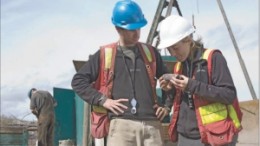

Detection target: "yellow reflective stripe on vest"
[202, 49, 213, 59]
[228, 105, 241, 128]
[199, 101, 241, 127]
[175, 62, 181, 73]
[92, 105, 107, 113]
[141, 44, 152, 62]
[105, 48, 113, 69]
[199, 103, 227, 125]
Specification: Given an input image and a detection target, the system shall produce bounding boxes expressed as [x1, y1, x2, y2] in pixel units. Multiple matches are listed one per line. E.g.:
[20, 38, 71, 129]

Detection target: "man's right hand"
[102, 98, 129, 115]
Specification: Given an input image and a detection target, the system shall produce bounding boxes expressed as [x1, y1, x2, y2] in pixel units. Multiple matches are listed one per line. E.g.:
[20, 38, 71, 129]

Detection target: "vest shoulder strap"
[138, 43, 156, 73]
[174, 62, 182, 74]
[92, 43, 117, 113]
[202, 48, 221, 84]
[100, 43, 117, 71]
[138, 42, 158, 104]
[95, 42, 117, 96]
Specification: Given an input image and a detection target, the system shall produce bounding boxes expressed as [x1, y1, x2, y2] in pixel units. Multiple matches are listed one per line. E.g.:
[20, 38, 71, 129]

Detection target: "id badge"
[130, 98, 137, 114]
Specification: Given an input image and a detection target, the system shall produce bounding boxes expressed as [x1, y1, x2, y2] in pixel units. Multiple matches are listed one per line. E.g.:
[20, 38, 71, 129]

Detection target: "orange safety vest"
[92, 42, 158, 113]
[168, 49, 242, 145]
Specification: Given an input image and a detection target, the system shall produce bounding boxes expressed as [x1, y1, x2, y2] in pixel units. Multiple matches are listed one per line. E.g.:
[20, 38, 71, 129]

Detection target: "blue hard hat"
[111, 0, 147, 30]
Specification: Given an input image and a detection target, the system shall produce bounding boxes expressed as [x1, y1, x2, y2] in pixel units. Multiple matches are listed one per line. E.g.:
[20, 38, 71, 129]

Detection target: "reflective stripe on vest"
[174, 62, 182, 73]
[141, 44, 153, 62]
[228, 105, 241, 128]
[199, 102, 227, 125]
[105, 47, 113, 69]
[202, 49, 213, 59]
[198, 96, 241, 128]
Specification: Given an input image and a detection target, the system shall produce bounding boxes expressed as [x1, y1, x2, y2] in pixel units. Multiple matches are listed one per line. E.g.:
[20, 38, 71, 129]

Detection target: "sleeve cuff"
[164, 105, 172, 113]
[98, 95, 108, 106]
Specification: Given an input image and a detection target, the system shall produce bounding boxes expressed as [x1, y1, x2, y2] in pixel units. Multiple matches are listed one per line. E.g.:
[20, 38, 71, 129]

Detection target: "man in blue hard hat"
[71, 0, 170, 146]
[28, 88, 57, 146]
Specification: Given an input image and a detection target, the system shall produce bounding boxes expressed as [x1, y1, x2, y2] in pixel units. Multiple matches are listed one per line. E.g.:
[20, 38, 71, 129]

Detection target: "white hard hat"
[158, 15, 195, 49]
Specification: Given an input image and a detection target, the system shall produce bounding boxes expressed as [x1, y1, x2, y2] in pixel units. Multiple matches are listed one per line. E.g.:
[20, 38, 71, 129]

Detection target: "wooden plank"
[0, 126, 25, 134]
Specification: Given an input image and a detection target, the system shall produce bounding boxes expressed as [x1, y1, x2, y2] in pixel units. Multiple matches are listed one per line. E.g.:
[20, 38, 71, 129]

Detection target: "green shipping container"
[54, 87, 76, 146]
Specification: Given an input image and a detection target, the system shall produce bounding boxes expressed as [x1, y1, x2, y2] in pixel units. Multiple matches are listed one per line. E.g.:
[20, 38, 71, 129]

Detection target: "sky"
[1, 0, 259, 121]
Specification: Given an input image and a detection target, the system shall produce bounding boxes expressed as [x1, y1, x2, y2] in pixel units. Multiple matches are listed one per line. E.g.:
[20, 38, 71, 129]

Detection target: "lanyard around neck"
[119, 46, 137, 98]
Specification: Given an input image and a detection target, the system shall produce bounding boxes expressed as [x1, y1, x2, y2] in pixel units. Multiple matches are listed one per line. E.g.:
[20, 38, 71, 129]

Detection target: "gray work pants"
[107, 118, 164, 146]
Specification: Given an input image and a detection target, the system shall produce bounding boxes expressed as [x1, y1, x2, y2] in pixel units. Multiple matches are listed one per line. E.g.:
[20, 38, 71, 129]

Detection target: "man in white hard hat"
[158, 15, 242, 146]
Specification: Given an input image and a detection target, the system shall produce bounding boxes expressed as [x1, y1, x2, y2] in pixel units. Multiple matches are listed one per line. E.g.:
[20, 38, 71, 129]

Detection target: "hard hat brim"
[114, 19, 147, 30]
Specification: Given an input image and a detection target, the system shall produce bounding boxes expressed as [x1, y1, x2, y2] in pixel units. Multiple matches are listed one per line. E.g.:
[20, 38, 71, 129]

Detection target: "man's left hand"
[155, 106, 170, 121]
